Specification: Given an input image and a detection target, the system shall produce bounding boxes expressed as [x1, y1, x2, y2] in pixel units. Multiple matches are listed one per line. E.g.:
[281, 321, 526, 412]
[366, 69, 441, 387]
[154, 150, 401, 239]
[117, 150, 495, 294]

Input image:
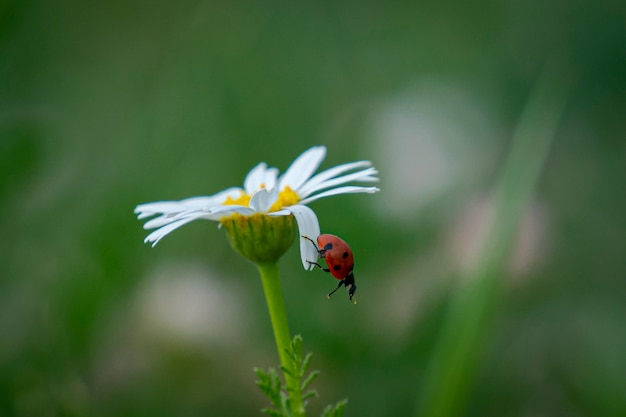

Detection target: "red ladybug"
[302, 234, 357, 302]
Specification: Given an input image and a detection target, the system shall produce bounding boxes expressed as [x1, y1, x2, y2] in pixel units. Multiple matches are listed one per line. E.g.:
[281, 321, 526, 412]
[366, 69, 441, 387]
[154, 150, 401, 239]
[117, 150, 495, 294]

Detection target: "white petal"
[278, 146, 326, 191]
[261, 170, 278, 191]
[143, 213, 190, 229]
[205, 205, 255, 216]
[135, 187, 243, 219]
[244, 163, 279, 194]
[282, 204, 321, 270]
[298, 186, 380, 205]
[135, 188, 246, 233]
[244, 162, 266, 194]
[249, 188, 279, 213]
[268, 209, 291, 216]
[142, 203, 261, 246]
[298, 167, 379, 198]
[144, 216, 200, 247]
[142, 207, 219, 229]
[135, 201, 197, 218]
[297, 161, 373, 196]
[142, 204, 222, 228]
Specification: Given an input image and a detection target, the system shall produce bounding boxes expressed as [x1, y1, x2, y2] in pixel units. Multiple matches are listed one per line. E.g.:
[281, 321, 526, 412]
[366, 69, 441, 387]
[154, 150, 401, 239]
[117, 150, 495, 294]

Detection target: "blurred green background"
[1, 0, 625, 416]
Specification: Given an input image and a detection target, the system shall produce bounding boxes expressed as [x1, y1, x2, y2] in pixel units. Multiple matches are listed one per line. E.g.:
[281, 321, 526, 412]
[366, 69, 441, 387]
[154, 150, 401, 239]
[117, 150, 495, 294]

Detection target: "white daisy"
[135, 146, 380, 269]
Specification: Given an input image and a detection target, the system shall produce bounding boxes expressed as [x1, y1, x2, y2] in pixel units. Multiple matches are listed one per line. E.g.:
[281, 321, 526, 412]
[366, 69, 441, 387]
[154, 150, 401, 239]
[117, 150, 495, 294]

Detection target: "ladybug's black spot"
[324, 243, 333, 250]
[333, 265, 342, 271]
[342, 251, 349, 259]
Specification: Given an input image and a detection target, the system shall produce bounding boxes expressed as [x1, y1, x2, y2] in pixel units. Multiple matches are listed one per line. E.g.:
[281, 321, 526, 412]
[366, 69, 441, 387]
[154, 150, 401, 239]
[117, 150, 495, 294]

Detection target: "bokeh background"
[1, 1, 625, 416]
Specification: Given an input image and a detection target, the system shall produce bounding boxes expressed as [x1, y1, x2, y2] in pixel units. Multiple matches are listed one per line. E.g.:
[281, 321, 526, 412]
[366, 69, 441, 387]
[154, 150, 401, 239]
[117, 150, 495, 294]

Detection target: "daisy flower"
[134, 146, 379, 269]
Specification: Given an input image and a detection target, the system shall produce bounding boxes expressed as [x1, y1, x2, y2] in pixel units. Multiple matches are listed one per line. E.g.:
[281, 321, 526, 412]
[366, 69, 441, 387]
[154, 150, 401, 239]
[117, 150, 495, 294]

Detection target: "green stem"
[257, 262, 305, 417]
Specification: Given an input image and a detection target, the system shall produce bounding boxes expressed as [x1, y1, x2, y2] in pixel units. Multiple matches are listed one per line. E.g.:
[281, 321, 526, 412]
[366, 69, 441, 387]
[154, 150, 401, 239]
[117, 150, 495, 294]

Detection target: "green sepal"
[222, 213, 295, 264]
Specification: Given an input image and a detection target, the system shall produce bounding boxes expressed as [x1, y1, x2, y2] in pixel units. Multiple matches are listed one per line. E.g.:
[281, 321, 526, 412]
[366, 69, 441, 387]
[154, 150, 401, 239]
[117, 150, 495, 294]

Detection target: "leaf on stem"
[301, 370, 319, 391]
[320, 399, 348, 417]
[254, 367, 283, 409]
[255, 335, 349, 416]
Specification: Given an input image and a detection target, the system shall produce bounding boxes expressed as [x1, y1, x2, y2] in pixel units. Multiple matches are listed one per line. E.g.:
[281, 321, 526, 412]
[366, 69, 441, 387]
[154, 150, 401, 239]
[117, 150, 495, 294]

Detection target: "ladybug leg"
[306, 260, 330, 272]
[327, 280, 345, 299]
[301, 235, 319, 251]
[329, 273, 357, 302]
[302, 235, 326, 258]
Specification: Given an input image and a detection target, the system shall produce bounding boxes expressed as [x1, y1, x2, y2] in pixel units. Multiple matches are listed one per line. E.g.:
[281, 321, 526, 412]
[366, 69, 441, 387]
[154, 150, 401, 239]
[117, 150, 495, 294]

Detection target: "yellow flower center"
[222, 186, 300, 212]
[270, 186, 300, 211]
[223, 193, 251, 207]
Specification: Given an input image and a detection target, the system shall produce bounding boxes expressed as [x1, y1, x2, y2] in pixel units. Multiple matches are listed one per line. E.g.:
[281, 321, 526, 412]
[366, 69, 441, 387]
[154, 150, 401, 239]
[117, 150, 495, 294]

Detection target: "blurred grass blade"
[415, 67, 570, 417]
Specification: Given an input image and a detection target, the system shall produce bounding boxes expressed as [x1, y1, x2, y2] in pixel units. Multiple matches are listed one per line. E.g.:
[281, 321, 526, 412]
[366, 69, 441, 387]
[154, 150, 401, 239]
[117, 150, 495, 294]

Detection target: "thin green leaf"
[303, 389, 318, 401]
[301, 370, 319, 390]
[321, 399, 348, 417]
[301, 352, 313, 374]
[285, 344, 297, 358]
[291, 335, 303, 358]
[255, 367, 283, 408]
[261, 407, 284, 417]
[280, 365, 294, 378]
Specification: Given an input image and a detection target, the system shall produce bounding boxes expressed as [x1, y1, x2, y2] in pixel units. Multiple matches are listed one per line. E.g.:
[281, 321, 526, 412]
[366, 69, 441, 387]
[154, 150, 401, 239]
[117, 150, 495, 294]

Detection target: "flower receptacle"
[221, 213, 295, 264]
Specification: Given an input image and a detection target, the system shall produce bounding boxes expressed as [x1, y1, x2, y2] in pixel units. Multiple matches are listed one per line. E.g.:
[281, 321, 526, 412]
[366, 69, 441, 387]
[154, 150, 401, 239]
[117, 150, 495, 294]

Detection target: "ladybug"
[302, 234, 357, 302]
